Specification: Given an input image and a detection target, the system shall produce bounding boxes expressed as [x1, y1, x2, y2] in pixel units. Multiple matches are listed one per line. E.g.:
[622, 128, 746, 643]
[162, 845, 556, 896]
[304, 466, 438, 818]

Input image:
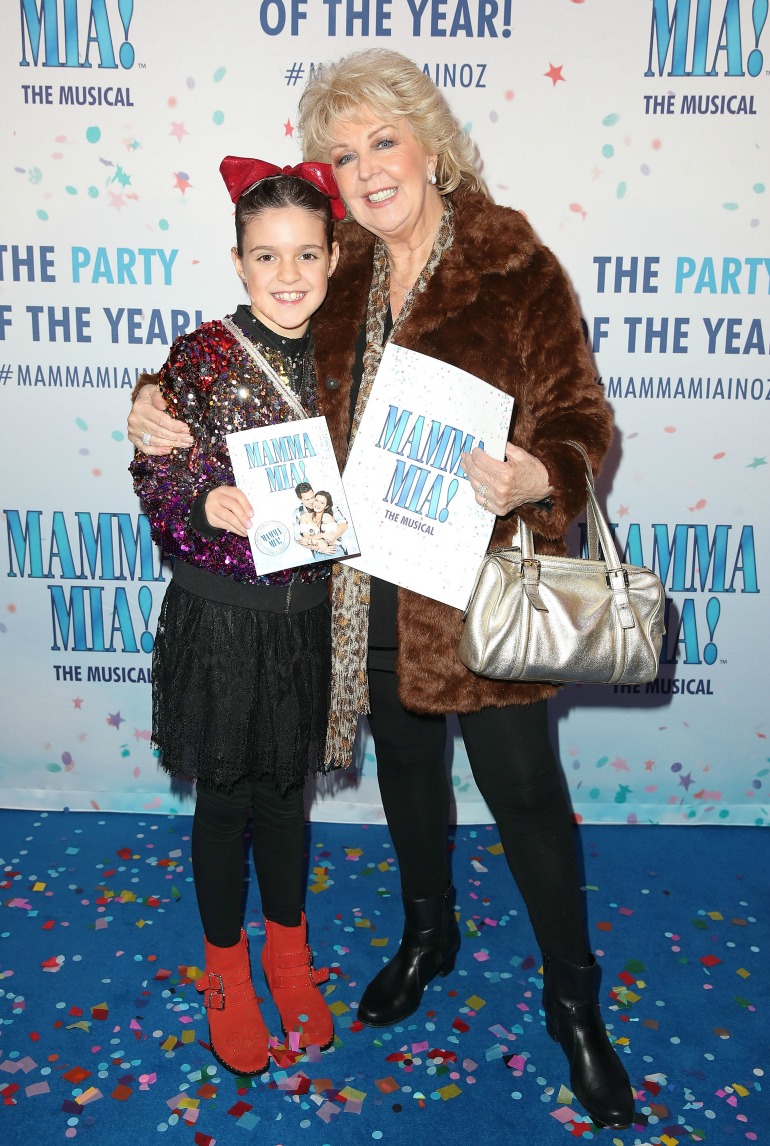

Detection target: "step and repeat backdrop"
[1, 0, 767, 824]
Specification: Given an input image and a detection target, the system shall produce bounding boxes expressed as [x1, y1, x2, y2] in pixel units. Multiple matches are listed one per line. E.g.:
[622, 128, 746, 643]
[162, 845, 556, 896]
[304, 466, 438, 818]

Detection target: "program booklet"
[343, 344, 514, 610]
[226, 415, 360, 576]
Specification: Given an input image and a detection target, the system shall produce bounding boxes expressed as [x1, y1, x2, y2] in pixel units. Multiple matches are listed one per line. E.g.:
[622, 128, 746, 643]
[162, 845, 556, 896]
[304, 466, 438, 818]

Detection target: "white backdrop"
[1, 0, 767, 825]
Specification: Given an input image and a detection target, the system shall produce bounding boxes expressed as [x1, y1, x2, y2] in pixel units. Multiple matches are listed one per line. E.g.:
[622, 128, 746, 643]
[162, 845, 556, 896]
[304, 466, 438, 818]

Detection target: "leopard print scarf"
[324, 202, 455, 769]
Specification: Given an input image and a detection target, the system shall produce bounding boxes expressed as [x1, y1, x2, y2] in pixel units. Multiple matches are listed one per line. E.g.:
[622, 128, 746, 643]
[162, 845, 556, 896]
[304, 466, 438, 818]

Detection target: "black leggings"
[191, 775, 306, 947]
[366, 669, 590, 964]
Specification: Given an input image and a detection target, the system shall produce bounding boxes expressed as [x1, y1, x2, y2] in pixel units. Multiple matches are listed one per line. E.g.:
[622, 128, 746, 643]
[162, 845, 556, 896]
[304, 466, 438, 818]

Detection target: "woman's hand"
[128, 385, 195, 456]
[461, 442, 552, 517]
[204, 486, 254, 535]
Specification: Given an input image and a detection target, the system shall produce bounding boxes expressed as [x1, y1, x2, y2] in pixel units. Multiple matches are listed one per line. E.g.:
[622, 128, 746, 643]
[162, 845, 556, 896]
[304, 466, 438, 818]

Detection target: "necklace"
[388, 264, 415, 293]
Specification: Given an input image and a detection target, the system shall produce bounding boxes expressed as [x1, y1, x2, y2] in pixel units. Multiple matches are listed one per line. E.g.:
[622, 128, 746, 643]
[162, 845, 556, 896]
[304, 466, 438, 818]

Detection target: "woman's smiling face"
[328, 111, 439, 244]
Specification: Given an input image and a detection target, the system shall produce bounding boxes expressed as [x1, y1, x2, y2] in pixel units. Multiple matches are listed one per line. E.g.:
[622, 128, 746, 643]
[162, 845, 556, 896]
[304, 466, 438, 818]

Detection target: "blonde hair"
[297, 48, 485, 196]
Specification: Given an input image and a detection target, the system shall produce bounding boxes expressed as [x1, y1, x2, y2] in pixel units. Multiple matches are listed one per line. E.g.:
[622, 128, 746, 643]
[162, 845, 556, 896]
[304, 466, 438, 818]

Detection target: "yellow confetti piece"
[345, 848, 363, 858]
[329, 1001, 350, 1016]
[354, 919, 372, 928]
[185, 965, 204, 981]
[181, 1030, 196, 1044]
[75, 1087, 102, 1106]
[308, 883, 327, 894]
[485, 843, 504, 855]
[465, 995, 485, 1010]
[161, 1035, 178, 1051]
[370, 937, 389, 947]
[615, 1037, 630, 1046]
[32, 882, 46, 892]
[436, 1083, 462, 1100]
[707, 911, 724, 920]
[733, 1083, 750, 1097]
[339, 1086, 367, 1102]
[377, 862, 391, 872]
[658, 1135, 679, 1146]
[464, 919, 479, 933]
[556, 1084, 574, 1104]
[736, 968, 750, 978]
[622, 990, 642, 1004]
[178, 1096, 200, 1108]
[136, 919, 146, 928]
[66, 1020, 92, 1032]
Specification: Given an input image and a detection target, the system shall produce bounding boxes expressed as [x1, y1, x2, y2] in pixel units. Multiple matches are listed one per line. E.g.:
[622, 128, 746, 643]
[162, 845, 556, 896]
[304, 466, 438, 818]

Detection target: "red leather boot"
[196, 930, 269, 1075]
[261, 913, 334, 1049]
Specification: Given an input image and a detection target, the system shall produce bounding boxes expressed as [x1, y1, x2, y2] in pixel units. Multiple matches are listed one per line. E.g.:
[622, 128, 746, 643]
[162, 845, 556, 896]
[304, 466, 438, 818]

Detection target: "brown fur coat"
[312, 188, 613, 715]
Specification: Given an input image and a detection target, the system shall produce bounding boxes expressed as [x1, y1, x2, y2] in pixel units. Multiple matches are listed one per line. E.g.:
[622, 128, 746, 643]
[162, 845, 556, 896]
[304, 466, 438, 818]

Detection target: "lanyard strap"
[221, 316, 309, 421]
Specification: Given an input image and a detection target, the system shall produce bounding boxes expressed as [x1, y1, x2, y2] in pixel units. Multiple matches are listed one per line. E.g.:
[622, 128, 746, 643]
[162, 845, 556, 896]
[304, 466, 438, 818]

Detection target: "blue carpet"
[0, 811, 767, 1145]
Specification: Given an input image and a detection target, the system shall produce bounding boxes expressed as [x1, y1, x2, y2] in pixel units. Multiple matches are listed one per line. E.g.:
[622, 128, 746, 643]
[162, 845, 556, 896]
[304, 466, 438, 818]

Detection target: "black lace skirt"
[151, 582, 331, 794]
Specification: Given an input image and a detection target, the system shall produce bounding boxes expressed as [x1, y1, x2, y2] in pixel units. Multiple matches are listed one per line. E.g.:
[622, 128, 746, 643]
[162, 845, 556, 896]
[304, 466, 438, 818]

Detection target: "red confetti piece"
[62, 1066, 91, 1084]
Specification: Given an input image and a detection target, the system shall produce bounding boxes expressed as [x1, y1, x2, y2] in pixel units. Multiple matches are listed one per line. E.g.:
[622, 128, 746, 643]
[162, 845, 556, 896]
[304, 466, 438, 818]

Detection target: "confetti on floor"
[1, 812, 767, 1145]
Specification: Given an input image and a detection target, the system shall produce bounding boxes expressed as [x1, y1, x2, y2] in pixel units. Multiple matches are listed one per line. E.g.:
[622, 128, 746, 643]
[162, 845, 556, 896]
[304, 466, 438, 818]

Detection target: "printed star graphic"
[644, 759, 655, 771]
[545, 63, 565, 86]
[609, 756, 630, 772]
[174, 171, 192, 193]
[112, 165, 132, 188]
[123, 137, 141, 151]
[679, 771, 694, 790]
[170, 122, 189, 143]
[108, 191, 126, 210]
[73, 697, 84, 709]
[747, 456, 767, 469]
[615, 784, 632, 803]
[284, 118, 294, 137]
[617, 504, 630, 517]
[107, 711, 125, 730]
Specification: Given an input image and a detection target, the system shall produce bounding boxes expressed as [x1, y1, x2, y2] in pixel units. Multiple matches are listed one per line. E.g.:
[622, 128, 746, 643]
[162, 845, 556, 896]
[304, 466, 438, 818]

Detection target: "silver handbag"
[457, 443, 666, 685]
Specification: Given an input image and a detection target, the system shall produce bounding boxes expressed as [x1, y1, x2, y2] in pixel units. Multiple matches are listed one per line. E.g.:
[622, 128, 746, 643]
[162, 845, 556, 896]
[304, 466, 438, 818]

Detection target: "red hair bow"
[219, 155, 346, 220]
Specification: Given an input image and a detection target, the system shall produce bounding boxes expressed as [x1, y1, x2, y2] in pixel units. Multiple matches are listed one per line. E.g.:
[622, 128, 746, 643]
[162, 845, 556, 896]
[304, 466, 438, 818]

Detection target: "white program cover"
[343, 344, 514, 610]
[227, 415, 360, 576]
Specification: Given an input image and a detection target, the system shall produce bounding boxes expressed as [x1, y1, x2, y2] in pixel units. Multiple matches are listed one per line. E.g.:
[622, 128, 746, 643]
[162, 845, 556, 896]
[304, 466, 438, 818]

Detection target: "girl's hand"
[461, 442, 551, 517]
[204, 486, 254, 535]
[128, 385, 195, 455]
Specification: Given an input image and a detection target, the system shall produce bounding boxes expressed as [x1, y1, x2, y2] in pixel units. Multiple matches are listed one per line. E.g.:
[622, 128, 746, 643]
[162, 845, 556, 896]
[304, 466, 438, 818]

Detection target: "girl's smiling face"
[232, 205, 338, 338]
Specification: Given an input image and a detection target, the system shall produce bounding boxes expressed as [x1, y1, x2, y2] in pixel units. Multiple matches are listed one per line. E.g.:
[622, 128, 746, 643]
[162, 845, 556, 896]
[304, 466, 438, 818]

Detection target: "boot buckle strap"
[196, 971, 226, 1011]
[270, 965, 329, 990]
[311, 964, 330, 986]
[273, 947, 312, 970]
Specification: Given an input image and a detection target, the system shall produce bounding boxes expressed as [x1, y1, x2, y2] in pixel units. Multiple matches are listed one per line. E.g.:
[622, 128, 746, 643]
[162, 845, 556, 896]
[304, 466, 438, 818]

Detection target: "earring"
[428, 170, 437, 185]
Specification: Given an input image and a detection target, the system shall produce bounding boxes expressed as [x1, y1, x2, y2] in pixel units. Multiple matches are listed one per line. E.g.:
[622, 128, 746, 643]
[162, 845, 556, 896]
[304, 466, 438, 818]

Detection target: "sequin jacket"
[130, 318, 329, 587]
[312, 188, 614, 714]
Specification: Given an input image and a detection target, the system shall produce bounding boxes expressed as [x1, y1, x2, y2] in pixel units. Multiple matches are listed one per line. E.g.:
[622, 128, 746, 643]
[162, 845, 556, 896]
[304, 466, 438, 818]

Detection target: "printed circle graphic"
[253, 521, 291, 556]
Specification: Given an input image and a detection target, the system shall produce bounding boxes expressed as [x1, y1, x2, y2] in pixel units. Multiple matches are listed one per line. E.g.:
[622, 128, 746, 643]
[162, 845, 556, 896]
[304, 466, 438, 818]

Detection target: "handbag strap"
[221, 316, 309, 421]
[516, 441, 637, 630]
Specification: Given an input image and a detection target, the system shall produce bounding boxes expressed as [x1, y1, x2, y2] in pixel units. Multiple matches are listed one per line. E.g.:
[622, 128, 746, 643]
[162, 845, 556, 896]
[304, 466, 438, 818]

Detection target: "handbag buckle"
[520, 558, 540, 577]
[606, 567, 630, 589]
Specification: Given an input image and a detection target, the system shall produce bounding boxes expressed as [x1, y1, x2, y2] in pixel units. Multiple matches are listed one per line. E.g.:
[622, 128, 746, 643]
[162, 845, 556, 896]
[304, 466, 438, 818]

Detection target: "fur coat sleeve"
[312, 188, 614, 714]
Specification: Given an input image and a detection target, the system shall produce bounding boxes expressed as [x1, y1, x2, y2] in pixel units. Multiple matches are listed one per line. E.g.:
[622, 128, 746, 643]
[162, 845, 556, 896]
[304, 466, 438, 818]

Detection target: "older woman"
[128, 49, 633, 1128]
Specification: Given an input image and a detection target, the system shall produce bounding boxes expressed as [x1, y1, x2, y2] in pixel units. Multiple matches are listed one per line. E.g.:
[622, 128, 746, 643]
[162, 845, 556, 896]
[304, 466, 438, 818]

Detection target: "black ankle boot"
[357, 885, 461, 1027]
[542, 953, 635, 1129]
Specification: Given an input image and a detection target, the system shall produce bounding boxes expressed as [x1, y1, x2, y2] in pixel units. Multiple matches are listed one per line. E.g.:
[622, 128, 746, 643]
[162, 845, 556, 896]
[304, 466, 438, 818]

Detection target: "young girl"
[130, 156, 344, 1077]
